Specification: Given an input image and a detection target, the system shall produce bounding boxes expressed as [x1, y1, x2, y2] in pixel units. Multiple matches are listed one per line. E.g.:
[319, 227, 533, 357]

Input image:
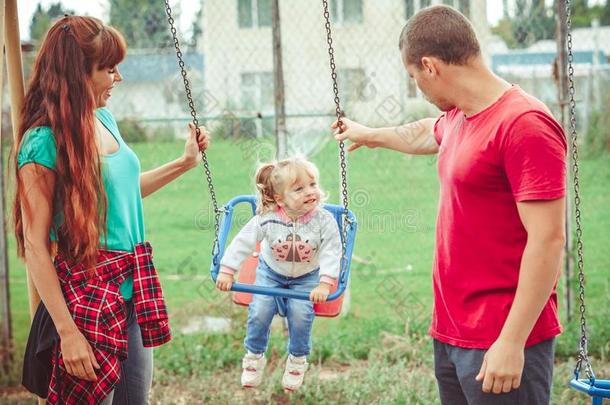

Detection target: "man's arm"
[332, 117, 439, 155]
[476, 197, 566, 394]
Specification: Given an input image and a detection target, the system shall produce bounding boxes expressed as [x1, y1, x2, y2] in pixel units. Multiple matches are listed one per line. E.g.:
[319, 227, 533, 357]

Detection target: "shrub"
[116, 118, 148, 143]
[584, 109, 610, 157]
[149, 125, 176, 142]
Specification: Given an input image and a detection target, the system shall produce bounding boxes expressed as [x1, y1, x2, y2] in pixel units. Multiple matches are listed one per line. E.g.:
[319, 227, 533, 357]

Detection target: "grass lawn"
[2, 138, 609, 404]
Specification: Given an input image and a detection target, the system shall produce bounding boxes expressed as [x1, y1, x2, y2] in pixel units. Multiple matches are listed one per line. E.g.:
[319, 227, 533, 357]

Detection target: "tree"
[109, 0, 174, 49]
[570, 0, 604, 28]
[493, 0, 555, 49]
[29, 2, 74, 44]
[190, 6, 203, 50]
[603, 0, 610, 26]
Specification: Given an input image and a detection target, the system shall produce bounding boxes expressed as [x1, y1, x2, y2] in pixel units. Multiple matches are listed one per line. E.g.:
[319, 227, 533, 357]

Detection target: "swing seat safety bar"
[570, 378, 610, 403]
[210, 195, 357, 301]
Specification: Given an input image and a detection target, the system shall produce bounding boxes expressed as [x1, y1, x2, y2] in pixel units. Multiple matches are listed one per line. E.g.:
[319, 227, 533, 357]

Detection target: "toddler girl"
[216, 156, 341, 392]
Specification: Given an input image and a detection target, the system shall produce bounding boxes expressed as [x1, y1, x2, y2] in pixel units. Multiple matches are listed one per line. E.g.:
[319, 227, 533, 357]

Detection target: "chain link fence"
[6, 0, 609, 154]
[2, 0, 609, 393]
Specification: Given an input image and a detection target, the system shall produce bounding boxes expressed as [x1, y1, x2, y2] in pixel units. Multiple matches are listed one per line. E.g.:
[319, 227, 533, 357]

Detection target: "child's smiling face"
[275, 173, 321, 218]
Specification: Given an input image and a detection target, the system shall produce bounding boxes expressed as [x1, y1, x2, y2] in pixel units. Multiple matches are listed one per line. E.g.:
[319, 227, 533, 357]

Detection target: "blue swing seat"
[570, 378, 610, 405]
[210, 195, 357, 302]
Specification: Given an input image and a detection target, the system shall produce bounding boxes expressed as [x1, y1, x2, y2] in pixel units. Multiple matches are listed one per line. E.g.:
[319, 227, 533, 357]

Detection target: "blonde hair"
[255, 156, 326, 214]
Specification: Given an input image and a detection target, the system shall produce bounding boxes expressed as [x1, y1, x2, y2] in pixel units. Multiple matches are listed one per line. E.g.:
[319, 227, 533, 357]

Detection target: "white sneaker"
[241, 352, 266, 388]
[282, 355, 308, 392]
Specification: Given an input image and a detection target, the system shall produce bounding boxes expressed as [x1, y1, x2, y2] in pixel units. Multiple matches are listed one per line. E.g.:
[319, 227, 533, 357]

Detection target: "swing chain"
[322, 0, 350, 265]
[565, 0, 594, 382]
[164, 0, 223, 252]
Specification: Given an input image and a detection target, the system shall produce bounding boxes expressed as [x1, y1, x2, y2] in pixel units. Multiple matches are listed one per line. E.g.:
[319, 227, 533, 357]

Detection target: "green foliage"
[115, 120, 179, 142]
[492, 0, 555, 49]
[584, 110, 610, 157]
[570, 0, 605, 28]
[210, 113, 275, 139]
[210, 113, 241, 140]
[29, 2, 74, 45]
[603, 1, 610, 25]
[190, 6, 203, 49]
[116, 118, 148, 143]
[492, 0, 607, 49]
[108, 0, 173, 49]
[149, 126, 176, 142]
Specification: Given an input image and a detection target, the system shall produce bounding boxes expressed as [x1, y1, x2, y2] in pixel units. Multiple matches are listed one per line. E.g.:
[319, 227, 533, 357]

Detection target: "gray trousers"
[433, 338, 555, 405]
[101, 301, 153, 405]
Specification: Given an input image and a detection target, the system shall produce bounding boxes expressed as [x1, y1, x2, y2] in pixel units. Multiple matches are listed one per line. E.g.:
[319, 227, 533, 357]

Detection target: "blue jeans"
[244, 259, 319, 357]
[101, 300, 153, 405]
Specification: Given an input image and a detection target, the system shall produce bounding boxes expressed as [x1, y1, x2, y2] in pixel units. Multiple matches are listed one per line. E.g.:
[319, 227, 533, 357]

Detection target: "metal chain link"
[164, 0, 223, 256]
[565, 0, 595, 382]
[322, 0, 350, 271]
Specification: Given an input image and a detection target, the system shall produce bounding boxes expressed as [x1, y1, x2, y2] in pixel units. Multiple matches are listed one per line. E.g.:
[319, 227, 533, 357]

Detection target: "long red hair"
[13, 16, 126, 269]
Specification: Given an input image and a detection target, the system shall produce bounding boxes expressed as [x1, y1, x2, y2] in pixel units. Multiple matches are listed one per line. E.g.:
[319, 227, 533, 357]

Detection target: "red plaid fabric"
[46, 242, 171, 405]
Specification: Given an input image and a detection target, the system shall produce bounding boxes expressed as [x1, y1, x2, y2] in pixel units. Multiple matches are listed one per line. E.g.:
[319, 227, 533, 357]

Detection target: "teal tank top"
[17, 108, 145, 300]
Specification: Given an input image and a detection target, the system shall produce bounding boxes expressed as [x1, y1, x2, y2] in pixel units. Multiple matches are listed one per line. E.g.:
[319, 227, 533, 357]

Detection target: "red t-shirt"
[430, 86, 567, 349]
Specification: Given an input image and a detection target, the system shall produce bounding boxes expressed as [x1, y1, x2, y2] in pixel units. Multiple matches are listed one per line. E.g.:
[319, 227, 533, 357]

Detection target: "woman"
[14, 16, 209, 404]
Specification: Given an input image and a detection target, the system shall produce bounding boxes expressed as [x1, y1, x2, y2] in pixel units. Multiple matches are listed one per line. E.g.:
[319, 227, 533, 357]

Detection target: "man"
[333, 5, 566, 404]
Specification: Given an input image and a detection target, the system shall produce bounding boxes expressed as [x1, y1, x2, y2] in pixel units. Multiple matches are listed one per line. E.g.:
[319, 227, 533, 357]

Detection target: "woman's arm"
[140, 123, 209, 198]
[20, 164, 100, 382]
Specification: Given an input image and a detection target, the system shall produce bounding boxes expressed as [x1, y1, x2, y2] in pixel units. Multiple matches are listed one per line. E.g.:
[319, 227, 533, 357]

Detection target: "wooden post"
[271, 0, 287, 159]
[470, 0, 491, 64]
[556, 0, 573, 322]
[5, 0, 24, 141]
[4, 0, 38, 321]
[0, 0, 11, 372]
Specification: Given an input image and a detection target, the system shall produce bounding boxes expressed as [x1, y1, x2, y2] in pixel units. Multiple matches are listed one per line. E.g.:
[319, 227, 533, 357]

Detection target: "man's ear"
[420, 56, 438, 76]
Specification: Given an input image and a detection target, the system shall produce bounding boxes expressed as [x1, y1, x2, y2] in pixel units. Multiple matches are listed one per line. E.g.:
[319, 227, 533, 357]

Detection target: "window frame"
[237, 0, 271, 29]
[240, 71, 274, 113]
[331, 0, 364, 26]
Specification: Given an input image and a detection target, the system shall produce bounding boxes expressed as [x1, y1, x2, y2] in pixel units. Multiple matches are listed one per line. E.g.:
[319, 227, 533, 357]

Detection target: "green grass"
[2, 138, 610, 404]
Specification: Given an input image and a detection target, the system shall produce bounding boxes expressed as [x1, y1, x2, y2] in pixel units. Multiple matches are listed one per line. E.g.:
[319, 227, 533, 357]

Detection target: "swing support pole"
[271, 0, 287, 160]
[555, 0, 574, 323]
[4, 1, 38, 320]
[0, 0, 10, 372]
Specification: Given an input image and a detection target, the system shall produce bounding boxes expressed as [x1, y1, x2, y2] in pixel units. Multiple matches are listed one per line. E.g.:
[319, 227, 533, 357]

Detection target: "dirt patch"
[316, 363, 351, 381]
[0, 386, 36, 405]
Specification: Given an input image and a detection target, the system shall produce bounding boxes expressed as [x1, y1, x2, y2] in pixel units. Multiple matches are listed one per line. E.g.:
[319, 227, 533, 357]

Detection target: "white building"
[201, 0, 489, 137]
[110, 50, 205, 139]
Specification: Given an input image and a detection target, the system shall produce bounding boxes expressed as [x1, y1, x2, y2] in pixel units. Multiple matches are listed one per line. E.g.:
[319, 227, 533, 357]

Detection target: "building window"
[405, 0, 415, 18]
[331, 0, 363, 25]
[406, 0, 433, 19]
[458, 0, 470, 18]
[406, 0, 469, 19]
[338, 68, 368, 106]
[238, 0, 271, 29]
[240, 72, 274, 112]
[441, 0, 470, 17]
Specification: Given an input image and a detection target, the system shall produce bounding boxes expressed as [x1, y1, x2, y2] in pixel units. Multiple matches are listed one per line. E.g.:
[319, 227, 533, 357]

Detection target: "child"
[216, 156, 341, 392]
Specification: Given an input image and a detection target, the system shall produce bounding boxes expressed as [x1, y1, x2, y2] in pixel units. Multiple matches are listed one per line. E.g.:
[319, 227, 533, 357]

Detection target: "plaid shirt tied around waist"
[47, 242, 171, 404]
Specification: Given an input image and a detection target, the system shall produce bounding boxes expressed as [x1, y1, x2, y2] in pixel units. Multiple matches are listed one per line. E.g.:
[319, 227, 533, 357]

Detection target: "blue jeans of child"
[244, 259, 319, 357]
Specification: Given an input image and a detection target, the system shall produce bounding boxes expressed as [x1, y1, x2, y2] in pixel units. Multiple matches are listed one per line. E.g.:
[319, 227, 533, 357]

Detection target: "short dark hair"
[399, 5, 480, 68]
